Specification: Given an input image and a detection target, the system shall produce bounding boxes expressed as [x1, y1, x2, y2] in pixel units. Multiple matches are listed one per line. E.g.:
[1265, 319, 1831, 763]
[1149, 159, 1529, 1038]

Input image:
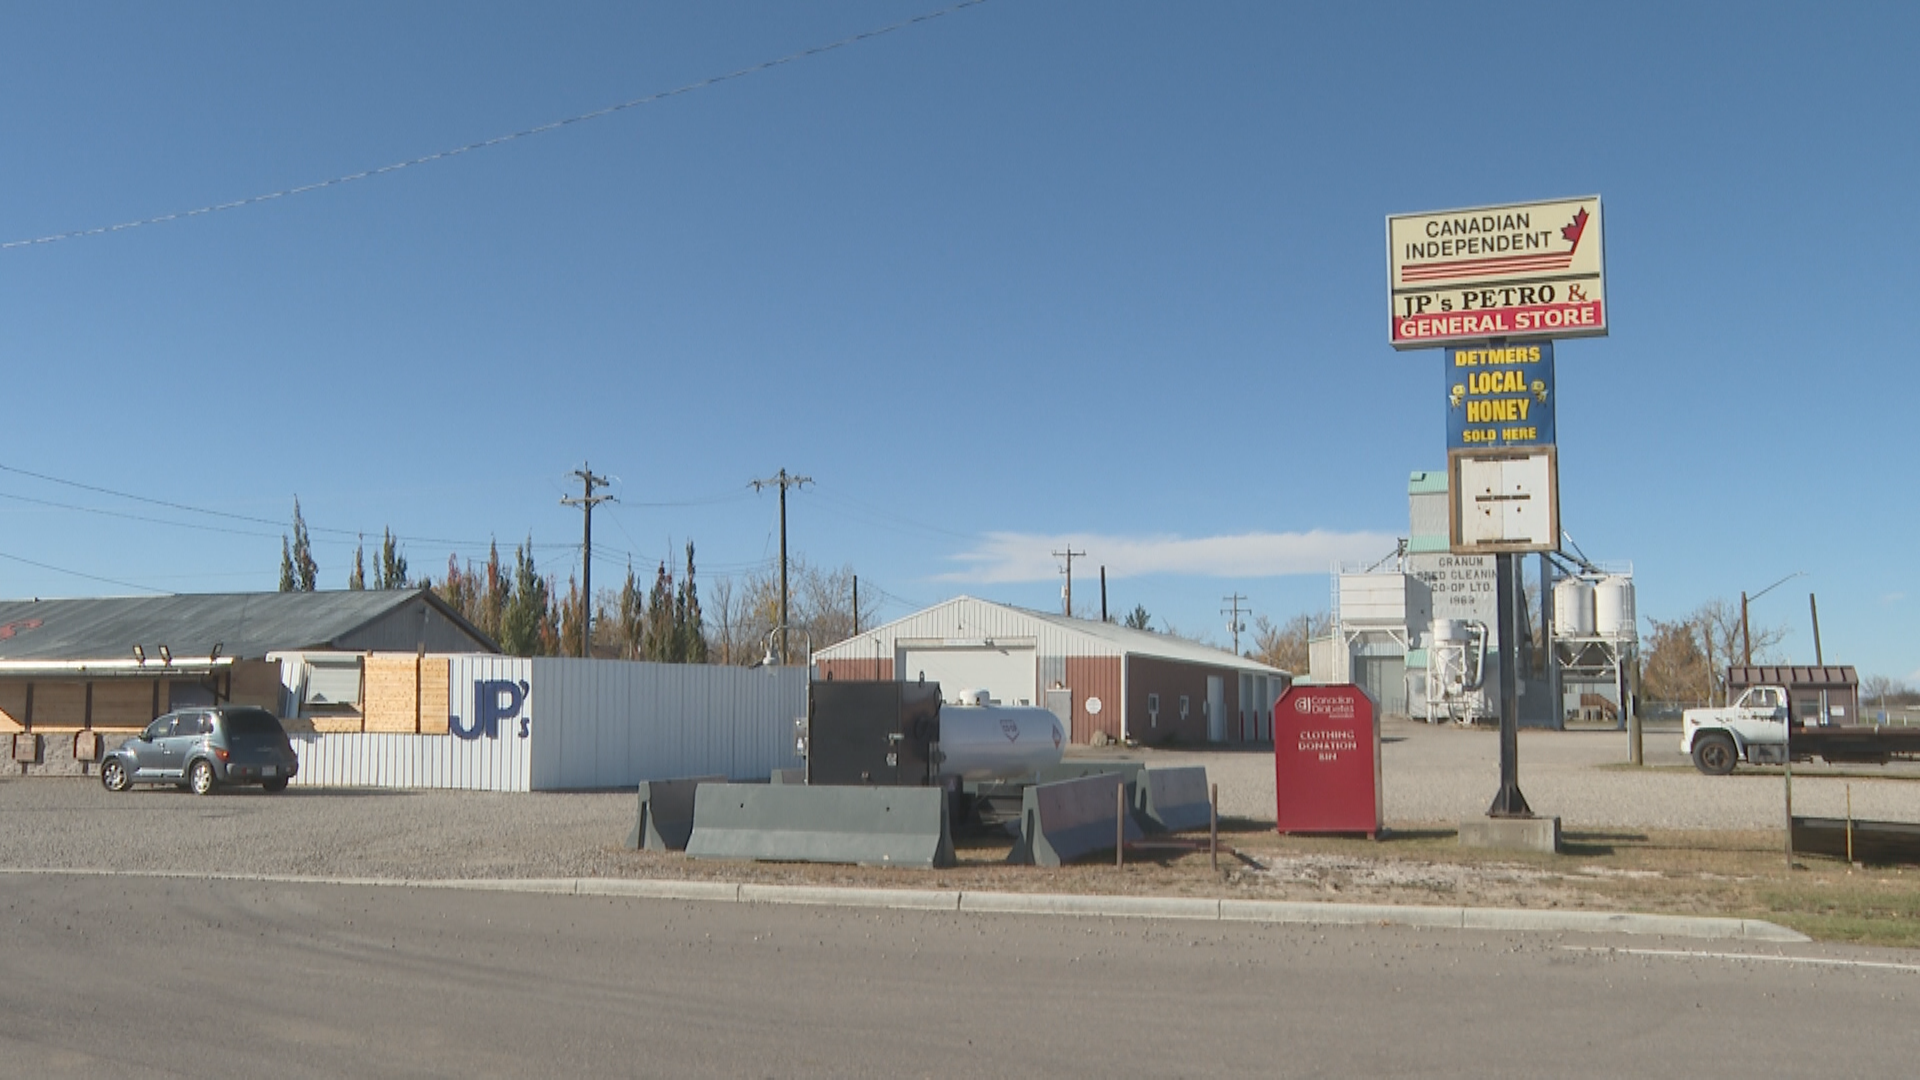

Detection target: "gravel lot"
[1141, 717, 1920, 830]
[1, 718, 1915, 883]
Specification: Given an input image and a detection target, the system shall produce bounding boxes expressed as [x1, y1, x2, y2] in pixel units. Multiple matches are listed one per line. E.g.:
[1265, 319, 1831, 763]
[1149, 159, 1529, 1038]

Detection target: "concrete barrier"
[625, 776, 725, 851]
[685, 784, 955, 868]
[1139, 766, 1211, 833]
[1008, 773, 1143, 867]
[1035, 761, 1145, 788]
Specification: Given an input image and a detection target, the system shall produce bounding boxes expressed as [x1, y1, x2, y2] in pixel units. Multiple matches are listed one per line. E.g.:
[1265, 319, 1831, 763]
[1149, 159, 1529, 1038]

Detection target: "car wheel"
[101, 759, 132, 792]
[261, 777, 288, 793]
[1692, 733, 1738, 776]
[188, 759, 218, 796]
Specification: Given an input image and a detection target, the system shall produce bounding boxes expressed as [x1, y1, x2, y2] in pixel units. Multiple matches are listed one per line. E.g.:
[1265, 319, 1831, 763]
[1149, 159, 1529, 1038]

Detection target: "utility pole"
[1053, 547, 1086, 617]
[852, 575, 859, 636]
[561, 463, 614, 658]
[1221, 593, 1249, 655]
[751, 468, 812, 663]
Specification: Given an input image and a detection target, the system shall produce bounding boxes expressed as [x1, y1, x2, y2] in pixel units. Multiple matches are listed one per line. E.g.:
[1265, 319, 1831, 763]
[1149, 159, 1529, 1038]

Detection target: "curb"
[0, 867, 1810, 942]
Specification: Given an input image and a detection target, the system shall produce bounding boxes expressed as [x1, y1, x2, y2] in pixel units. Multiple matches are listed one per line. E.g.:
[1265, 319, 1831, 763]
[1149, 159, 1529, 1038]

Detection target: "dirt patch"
[583, 822, 1920, 946]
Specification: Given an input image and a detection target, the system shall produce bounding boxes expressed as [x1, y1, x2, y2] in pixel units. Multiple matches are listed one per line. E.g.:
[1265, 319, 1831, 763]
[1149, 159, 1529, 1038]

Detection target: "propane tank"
[934, 701, 1066, 782]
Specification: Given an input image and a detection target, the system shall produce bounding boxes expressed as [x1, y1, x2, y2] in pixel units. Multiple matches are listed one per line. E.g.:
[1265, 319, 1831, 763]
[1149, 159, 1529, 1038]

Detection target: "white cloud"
[937, 529, 1399, 583]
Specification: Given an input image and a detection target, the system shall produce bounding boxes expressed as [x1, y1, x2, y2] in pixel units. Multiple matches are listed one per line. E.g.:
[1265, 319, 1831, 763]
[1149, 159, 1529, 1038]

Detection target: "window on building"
[303, 658, 364, 709]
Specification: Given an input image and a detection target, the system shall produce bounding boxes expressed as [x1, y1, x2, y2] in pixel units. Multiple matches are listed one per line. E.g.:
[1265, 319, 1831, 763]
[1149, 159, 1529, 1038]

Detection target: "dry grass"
[601, 818, 1920, 947]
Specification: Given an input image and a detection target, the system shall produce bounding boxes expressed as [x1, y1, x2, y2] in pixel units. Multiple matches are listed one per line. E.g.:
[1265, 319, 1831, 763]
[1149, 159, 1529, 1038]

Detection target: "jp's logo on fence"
[450, 679, 532, 740]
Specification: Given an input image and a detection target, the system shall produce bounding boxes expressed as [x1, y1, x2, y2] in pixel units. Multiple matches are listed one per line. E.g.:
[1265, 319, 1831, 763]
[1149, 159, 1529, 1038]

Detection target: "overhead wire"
[2, 0, 991, 250]
[0, 549, 167, 594]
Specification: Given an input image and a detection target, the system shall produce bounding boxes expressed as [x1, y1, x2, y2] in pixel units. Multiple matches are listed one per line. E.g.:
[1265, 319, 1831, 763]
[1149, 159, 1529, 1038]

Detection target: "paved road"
[4, 873, 1915, 1078]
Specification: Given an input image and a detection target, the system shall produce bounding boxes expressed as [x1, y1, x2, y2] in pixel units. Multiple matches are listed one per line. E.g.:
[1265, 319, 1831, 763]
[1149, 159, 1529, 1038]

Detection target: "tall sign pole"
[1388, 196, 1606, 841]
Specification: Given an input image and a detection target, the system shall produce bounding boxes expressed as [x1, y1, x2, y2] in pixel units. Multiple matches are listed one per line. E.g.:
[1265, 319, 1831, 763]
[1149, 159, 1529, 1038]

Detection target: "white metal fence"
[288, 656, 806, 793]
[290, 731, 534, 792]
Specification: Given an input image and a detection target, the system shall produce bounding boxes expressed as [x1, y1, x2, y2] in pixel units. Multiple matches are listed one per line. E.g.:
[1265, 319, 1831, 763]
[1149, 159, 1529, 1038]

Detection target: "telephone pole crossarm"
[561, 464, 616, 658]
[751, 469, 813, 663]
[1222, 593, 1249, 655]
[1053, 548, 1087, 617]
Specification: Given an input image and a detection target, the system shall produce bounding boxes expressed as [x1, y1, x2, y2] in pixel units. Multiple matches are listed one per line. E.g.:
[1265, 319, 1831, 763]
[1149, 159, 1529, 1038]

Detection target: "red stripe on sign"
[1402, 253, 1574, 281]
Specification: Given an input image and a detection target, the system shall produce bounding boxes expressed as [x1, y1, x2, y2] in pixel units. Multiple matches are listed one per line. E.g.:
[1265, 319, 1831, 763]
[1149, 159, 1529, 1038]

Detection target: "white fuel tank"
[935, 703, 1066, 782]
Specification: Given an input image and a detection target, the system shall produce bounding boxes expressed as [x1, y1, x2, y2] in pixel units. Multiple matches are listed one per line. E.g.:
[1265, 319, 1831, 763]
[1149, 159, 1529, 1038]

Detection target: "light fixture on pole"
[760, 625, 813, 670]
[1741, 571, 1806, 666]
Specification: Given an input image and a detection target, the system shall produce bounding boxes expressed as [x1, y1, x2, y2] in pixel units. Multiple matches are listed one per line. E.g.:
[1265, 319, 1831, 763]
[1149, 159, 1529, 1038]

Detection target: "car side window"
[143, 716, 174, 740]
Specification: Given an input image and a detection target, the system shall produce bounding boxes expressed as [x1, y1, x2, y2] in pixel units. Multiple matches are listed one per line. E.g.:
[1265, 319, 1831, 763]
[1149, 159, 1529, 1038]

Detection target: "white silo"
[1553, 578, 1595, 637]
[1594, 575, 1637, 640]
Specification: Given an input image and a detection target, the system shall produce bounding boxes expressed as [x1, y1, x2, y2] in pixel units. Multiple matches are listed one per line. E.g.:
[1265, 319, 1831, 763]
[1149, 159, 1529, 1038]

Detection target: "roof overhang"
[0, 657, 237, 680]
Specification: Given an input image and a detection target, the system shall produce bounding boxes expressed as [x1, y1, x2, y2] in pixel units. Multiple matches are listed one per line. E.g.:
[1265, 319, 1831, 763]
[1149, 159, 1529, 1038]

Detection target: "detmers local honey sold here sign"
[1387, 196, 1606, 349]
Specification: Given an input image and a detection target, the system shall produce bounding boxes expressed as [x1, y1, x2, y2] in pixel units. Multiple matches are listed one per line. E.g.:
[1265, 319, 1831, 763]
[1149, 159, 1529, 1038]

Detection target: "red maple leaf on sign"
[1560, 207, 1589, 251]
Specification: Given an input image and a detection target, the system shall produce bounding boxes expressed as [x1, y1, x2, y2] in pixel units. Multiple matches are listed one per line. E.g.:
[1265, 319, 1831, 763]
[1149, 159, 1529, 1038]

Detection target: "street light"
[1742, 571, 1806, 666]
[760, 625, 813, 670]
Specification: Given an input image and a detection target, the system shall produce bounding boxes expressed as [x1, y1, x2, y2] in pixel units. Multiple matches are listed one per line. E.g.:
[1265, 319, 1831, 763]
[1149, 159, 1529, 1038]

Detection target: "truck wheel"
[1692, 733, 1738, 776]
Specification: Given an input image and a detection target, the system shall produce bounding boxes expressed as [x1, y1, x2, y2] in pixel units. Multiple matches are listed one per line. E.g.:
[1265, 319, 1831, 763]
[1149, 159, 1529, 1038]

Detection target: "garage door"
[897, 645, 1037, 706]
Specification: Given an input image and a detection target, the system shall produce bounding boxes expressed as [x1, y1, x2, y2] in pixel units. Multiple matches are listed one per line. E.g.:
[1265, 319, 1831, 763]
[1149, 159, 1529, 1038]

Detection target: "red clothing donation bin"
[1273, 684, 1381, 837]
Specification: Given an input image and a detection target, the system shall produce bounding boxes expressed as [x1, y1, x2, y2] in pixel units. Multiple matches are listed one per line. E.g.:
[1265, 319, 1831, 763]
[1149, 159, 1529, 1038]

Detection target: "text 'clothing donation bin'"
[1273, 684, 1381, 838]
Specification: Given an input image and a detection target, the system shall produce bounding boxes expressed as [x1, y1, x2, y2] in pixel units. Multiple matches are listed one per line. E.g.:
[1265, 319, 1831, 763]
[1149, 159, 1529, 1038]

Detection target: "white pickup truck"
[1683, 684, 1919, 775]
[1681, 686, 1791, 775]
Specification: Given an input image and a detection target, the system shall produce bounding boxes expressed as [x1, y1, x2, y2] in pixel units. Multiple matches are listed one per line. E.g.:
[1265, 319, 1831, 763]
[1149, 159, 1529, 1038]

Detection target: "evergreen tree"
[498, 538, 549, 657]
[676, 541, 708, 664]
[557, 575, 586, 658]
[376, 527, 408, 589]
[348, 538, 367, 590]
[538, 575, 564, 657]
[480, 541, 508, 644]
[279, 537, 295, 592]
[644, 562, 675, 661]
[290, 498, 318, 592]
[616, 562, 644, 659]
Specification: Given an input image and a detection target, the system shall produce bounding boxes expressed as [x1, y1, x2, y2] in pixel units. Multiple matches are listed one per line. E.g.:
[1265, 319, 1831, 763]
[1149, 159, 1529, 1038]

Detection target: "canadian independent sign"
[1387, 196, 1605, 349]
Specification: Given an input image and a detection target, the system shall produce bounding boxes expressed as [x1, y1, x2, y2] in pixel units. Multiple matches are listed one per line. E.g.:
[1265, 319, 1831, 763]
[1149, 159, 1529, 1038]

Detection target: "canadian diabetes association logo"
[1293, 693, 1357, 721]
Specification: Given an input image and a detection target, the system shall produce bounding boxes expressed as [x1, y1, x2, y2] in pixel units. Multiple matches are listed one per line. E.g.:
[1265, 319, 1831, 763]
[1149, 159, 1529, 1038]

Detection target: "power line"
[0, 459, 586, 551]
[0, 549, 167, 594]
[2, 0, 992, 250]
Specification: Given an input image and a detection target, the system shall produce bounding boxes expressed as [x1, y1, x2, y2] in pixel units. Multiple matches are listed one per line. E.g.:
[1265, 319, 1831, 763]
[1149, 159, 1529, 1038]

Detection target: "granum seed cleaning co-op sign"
[1387, 196, 1606, 349]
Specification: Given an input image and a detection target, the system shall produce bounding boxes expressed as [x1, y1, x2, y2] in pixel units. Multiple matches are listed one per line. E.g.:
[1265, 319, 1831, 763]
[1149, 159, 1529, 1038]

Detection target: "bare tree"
[1861, 674, 1902, 718]
[1250, 612, 1329, 675]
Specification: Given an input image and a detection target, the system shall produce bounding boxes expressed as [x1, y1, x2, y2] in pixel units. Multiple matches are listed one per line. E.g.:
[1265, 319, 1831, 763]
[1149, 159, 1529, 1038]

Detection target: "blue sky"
[2, 2, 1916, 682]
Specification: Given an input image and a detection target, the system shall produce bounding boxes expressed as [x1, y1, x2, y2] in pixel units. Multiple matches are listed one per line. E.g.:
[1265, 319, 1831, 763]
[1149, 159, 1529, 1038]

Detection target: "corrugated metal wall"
[290, 732, 534, 791]
[289, 656, 804, 792]
[529, 659, 805, 790]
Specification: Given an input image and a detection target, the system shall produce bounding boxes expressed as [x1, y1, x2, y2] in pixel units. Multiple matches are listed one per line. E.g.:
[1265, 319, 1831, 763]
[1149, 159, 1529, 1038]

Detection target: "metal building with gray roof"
[812, 596, 1289, 746]
[0, 590, 497, 773]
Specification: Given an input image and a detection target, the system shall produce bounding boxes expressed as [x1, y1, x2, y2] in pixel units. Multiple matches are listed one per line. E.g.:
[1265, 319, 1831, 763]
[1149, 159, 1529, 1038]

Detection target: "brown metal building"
[1727, 665, 1860, 725]
[811, 596, 1290, 746]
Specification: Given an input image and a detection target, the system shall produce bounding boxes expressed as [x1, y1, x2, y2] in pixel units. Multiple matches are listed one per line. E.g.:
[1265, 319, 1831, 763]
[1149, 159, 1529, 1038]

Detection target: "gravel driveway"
[1138, 717, 1920, 829]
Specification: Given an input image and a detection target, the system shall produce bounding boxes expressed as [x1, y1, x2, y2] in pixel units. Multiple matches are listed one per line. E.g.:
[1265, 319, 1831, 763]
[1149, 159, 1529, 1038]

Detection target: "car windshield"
[222, 709, 287, 740]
